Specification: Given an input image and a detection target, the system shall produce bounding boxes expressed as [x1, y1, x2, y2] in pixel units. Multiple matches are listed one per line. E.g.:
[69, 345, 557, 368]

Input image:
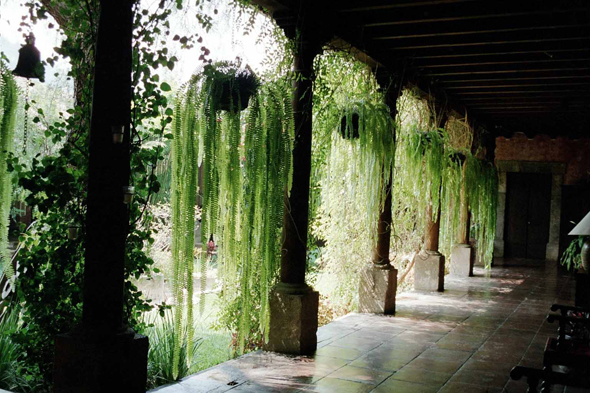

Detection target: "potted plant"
[339, 111, 360, 139]
[561, 236, 587, 271]
[203, 62, 259, 113]
[564, 212, 590, 271]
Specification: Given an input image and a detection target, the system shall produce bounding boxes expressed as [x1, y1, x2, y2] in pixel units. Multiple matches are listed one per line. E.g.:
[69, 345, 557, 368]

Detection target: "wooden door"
[505, 173, 552, 259]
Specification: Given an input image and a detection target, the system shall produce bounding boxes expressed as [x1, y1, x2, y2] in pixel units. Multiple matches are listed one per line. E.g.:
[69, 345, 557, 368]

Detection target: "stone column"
[546, 174, 563, 261]
[415, 201, 446, 291]
[414, 112, 447, 292]
[54, 2, 148, 391]
[359, 73, 400, 315]
[265, 28, 322, 356]
[493, 171, 507, 258]
[450, 161, 475, 276]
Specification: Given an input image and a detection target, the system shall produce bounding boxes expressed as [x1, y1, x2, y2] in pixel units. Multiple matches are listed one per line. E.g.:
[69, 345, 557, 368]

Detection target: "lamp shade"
[569, 211, 590, 236]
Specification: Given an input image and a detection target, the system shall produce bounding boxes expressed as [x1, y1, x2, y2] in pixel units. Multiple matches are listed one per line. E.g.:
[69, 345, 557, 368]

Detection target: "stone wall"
[495, 133, 590, 186]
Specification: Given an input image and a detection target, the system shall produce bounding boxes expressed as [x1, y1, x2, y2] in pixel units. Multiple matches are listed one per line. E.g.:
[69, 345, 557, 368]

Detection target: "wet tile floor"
[151, 260, 589, 393]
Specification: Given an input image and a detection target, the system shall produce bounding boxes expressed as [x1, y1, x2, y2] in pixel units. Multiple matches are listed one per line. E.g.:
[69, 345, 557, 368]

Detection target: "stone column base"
[358, 265, 398, 315]
[414, 251, 445, 292]
[450, 244, 474, 277]
[54, 328, 148, 393]
[494, 239, 505, 258]
[264, 284, 319, 355]
[546, 242, 559, 262]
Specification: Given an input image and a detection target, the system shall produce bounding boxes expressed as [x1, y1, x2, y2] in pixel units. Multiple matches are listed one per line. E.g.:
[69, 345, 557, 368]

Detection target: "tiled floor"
[151, 260, 588, 393]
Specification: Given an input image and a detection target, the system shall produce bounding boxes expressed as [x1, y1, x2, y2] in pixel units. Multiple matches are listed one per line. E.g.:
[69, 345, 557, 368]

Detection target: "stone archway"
[494, 160, 565, 262]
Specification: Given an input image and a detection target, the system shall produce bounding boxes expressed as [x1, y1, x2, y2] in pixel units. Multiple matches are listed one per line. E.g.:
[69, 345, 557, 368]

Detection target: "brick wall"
[495, 133, 590, 185]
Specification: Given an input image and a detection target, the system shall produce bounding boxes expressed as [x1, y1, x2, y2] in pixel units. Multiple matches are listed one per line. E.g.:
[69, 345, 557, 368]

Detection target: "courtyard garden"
[0, 1, 499, 391]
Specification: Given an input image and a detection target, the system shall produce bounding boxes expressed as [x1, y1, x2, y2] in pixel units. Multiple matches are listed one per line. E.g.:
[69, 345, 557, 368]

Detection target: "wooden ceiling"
[254, 0, 590, 138]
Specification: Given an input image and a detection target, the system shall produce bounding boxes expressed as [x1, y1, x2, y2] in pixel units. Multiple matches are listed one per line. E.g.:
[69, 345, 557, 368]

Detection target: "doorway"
[505, 172, 552, 259]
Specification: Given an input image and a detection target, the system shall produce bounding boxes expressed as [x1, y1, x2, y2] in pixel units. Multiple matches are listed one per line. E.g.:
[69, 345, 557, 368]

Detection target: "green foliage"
[144, 309, 202, 390]
[397, 125, 446, 223]
[388, 91, 431, 258]
[12, 204, 84, 385]
[171, 62, 292, 374]
[395, 97, 453, 263]
[0, 306, 36, 392]
[4, 1, 191, 390]
[170, 74, 200, 380]
[438, 153, 463, 259]
[560, 236, 586, 271]
[394, 91, 498, 268]
[0, 62, 18, 279]
[309, 52, 395, 309]
[465, 156, 498, 267]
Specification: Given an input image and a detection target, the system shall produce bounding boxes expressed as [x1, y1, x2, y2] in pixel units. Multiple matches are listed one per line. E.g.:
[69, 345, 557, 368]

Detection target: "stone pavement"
[151, 260, 588, 393]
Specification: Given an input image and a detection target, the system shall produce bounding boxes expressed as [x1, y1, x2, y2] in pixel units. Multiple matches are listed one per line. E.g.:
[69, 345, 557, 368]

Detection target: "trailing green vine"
[0, 60, 18, 280]
[4, 1, 195, 389]
[397, 124, 446, 223]
[171, 61, 293, 376]
[465, 155, 497, 267]
[309, 52, 396, 309]
[395, 92, 498, 268]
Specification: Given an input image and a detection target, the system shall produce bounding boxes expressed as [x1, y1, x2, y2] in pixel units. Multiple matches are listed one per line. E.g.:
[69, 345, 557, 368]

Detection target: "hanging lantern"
[68, 225, 81, 240]
[123, 186, 135, 204]
[112, 125, 124, 144]
[12, 34, 45, 82]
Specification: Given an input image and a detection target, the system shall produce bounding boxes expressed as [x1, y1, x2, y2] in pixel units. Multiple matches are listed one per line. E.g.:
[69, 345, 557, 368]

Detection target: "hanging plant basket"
[205, 63, 259, 113]
[339, 112, 360, 139]
[449, 151, 466, 165]
[419, 131, 434, 145]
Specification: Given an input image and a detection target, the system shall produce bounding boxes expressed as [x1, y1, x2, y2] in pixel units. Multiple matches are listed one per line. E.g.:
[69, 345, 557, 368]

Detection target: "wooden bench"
[510, 304, 590, 392]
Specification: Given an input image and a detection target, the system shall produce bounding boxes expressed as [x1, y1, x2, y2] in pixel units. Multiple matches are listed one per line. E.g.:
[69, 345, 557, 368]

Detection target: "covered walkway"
[152, 261, 580, 393]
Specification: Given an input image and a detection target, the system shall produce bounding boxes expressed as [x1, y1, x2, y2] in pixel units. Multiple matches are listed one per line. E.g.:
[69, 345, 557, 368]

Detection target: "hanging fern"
[310, 52, 396, 309]
[397, 111, 497, 268]
[465, 156, 498, 267]
[0, 62, 18, 280]
[170, 75, 201, 379]
[171, 61, 292, 370]
[397, 123, 447, 230]
[439, 152, 464, 259]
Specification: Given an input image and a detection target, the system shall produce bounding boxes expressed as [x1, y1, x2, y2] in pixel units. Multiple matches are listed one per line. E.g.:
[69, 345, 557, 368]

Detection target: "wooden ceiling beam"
[253, 0, 590, 139]
[476, 110, 587, 114]
[338, 0, 481, 13]
[358, 10, 589, 36]
[383, 37, 589, 52]
[439, 75, 590, 84]
[413, 48, 590, 61]
[466, 102, 586, 107]
[377, 27, 590, 48]
[425, 68, 589, 82]
[445, 83, 590, 90]
[469, 103, 588, 109]
[367, 23, 589, 41]
[356, 3, 587, 26]
[377, 38, 589, 58]
[454, 89, 590, 95]
[418, 58, 590, 70]
[459, 95, 590, 101]
[427, 66, 590, 77]
[415, 53, 590, 68]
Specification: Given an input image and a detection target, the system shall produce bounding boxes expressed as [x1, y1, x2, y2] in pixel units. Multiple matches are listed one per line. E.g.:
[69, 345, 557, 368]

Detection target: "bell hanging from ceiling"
[12, 33, 45, 82]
